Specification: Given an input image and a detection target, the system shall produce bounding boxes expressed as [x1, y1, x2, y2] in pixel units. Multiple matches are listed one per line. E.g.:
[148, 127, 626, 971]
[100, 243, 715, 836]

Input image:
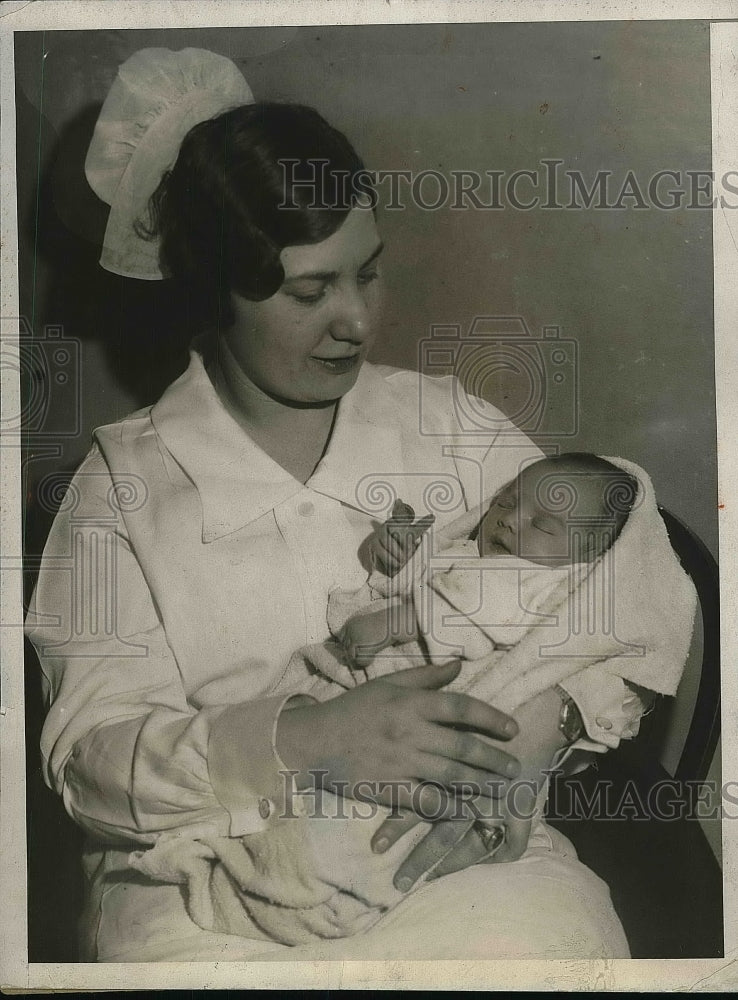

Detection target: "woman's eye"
[358, 269, 379, 286]
[291, 286, 327, 306]
[496, 497, 515, 510]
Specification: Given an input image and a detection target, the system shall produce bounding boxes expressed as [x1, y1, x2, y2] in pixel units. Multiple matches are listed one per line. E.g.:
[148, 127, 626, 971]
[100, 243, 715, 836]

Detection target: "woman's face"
[223, 205, 383, 405]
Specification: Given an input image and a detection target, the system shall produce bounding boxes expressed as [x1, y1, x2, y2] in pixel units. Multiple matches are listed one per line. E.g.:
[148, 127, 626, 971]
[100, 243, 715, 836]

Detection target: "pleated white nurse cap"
[85, 47, 253, 279]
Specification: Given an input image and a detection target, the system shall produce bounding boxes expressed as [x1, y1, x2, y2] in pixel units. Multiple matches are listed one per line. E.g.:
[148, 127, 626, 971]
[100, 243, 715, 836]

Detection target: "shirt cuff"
[207, 693, 315, 837]
[559, 670, 651, 755]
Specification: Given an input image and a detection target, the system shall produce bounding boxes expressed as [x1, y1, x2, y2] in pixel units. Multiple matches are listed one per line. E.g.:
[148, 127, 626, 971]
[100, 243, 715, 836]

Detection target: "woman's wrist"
[554, 684, 585, 744]
[274, 698, 324, 792]
[503, 687, 569, 786]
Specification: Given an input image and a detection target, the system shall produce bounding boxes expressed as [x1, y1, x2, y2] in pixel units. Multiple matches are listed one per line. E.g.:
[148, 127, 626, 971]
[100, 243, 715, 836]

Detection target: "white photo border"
[1, 0, 736, 991]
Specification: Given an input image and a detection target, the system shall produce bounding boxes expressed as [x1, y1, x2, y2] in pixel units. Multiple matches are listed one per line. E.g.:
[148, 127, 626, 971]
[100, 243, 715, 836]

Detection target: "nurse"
[27, 48, 640, 961]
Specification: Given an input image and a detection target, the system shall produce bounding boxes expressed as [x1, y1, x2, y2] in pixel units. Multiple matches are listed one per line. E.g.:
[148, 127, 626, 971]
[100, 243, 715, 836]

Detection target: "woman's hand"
[368, 686, 569, 889]
[369, 782, 539, 892]
[275, 659, 521, 819]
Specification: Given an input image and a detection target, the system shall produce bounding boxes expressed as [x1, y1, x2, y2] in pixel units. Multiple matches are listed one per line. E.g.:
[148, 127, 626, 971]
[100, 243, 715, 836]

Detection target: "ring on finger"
[474, 821, 505, 856]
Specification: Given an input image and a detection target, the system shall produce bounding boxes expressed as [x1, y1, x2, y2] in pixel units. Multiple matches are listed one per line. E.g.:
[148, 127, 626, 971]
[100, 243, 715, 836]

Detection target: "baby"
[338, 452, 638, 675]
[137, 452, 696, 948]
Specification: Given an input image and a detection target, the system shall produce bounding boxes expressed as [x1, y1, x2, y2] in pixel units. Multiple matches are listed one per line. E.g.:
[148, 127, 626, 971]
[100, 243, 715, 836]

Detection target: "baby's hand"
[339, 609, 395, 669]
[371, 499, 435, 577]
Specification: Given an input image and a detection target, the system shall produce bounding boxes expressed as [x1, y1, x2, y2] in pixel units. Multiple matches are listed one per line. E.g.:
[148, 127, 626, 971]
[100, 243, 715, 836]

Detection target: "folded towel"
[130, 814, 388, 945]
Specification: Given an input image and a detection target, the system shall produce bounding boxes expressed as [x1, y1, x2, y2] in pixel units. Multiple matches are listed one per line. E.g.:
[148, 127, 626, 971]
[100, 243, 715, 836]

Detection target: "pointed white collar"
[150, 350, 405, 541]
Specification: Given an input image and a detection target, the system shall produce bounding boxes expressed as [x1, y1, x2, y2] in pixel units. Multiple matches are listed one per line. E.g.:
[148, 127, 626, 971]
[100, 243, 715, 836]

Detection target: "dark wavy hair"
[142, 102, 371, 334]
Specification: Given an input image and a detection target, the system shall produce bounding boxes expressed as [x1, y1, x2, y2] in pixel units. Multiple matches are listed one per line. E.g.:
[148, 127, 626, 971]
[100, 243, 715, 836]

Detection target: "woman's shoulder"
[362, 361, 455, 391]
[360, 361, 457, 402]
[91, 404, 158, 467]
[53, 404, 157, 512]
[358, 362, 497, 435]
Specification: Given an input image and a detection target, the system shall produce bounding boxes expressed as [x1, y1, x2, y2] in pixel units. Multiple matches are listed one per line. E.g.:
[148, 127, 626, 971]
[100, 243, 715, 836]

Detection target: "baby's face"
[479, 463, 605, 566]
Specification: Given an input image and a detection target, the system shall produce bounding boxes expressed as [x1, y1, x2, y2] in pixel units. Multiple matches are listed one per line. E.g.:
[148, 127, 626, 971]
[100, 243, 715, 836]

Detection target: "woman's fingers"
[371, 809, 421, 854]
[484, 783, 537, 864]
[485, 815, 531, 864]
[423, 822, 494, 880]
[415, 723, 521, 781]
[371, 779, 494, 823]
[411, 751, 512, 800]
[380, 658, 463, 690]
[389, 818, 473, 891]
[379, 664, 520, 770]
[426, 689, 519, 741]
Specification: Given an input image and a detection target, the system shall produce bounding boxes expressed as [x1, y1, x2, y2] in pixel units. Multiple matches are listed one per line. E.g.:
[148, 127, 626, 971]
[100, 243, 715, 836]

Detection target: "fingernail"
[396, 876, 413, 893]
[506, 760, 521, 778]
[373, 837, 390, 854]
[504, 719, 519, 737]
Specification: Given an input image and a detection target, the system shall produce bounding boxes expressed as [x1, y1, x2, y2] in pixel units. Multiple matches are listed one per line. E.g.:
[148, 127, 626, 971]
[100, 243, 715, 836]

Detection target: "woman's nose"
[497, 515, 516, 531]
[329, 286, 373, 342]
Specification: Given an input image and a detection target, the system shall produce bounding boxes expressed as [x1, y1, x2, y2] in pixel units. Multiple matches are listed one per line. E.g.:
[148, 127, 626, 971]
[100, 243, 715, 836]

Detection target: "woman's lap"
[93, 823, 629, 962]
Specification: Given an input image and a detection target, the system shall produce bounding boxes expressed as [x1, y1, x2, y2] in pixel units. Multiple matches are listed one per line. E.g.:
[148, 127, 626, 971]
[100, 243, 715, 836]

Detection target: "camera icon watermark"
[418, 316, 578, 438]
[1, 317, 81, 441]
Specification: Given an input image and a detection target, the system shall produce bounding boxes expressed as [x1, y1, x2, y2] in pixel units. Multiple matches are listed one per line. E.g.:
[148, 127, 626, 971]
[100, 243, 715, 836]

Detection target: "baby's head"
[478, 453, 639, 566]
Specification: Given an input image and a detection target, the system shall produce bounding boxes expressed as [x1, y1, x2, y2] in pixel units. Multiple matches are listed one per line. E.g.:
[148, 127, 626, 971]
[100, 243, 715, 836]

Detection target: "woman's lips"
[311, 354, 361, 374]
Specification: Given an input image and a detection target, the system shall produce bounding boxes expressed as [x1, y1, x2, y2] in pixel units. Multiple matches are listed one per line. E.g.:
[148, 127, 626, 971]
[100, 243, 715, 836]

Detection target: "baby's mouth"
[486, 534, 512, 555]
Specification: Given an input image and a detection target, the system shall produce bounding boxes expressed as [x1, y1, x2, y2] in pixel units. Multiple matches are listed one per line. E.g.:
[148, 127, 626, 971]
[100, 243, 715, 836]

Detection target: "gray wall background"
[16, 21, 718, 858]
[16, 20, 716, 545]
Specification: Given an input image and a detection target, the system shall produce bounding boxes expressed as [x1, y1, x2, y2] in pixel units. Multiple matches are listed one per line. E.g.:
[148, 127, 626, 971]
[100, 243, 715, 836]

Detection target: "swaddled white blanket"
[130, 457, 698, 945]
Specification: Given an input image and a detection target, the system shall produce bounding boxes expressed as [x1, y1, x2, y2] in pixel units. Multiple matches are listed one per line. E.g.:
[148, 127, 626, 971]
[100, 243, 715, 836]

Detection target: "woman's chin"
[260, 361, 364, 406]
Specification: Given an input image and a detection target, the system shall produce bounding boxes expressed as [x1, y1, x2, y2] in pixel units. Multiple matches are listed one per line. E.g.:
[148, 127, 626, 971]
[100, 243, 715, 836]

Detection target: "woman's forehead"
[279, 207, 381, 278]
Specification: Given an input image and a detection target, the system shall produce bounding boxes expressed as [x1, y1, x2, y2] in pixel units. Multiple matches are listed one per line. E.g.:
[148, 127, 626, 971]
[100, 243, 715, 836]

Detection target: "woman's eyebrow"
[283, 241, 385, 284]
